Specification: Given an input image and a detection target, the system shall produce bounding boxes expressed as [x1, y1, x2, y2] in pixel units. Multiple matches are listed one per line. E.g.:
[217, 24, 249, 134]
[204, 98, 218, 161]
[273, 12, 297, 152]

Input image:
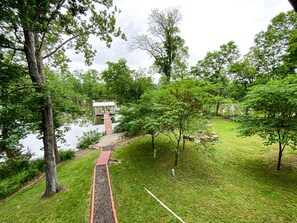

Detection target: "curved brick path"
[90, 113, 124, 223]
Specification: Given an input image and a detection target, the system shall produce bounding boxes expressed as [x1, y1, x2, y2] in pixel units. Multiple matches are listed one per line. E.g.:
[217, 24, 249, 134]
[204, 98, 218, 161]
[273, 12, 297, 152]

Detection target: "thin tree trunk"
[216, 101, 220, 116]
[24, 30, 59, 197]
[151, 133, 155, 150]
[174, 149, 179, 166]
[175, 137, 181, 166]
[277, 142, 283, 170]
[182, 136, 186, 150]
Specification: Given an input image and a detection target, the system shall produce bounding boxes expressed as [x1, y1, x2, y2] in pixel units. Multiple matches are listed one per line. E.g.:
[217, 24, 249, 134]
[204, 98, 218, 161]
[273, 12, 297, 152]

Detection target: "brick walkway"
[91, 149, 117, 223]
[90, 114, 125, 223]
[104, 113, 113, 135]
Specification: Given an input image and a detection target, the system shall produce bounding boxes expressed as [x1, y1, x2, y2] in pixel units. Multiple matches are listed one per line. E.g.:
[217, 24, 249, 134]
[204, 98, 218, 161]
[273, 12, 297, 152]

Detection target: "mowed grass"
[0, 149, 99, 223]
[109, 118, 297, 223]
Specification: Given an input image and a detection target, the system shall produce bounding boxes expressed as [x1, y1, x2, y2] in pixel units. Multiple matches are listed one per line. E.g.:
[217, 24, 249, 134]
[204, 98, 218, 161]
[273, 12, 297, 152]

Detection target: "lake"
[21, 118, 118, 158]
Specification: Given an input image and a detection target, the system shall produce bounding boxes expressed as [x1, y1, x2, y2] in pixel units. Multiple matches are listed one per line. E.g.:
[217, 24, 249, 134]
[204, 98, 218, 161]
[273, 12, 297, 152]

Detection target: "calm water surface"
[21, 118, 118, 158]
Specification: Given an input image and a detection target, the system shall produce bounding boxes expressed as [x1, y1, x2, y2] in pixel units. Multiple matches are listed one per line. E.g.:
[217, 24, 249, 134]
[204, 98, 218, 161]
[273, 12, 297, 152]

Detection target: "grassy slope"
[109, 118, 297, 223]
[0, 150, 99, 223]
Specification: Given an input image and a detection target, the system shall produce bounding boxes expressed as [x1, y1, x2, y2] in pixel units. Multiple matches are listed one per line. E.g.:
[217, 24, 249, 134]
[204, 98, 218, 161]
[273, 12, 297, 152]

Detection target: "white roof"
[93, 101, 116, 107]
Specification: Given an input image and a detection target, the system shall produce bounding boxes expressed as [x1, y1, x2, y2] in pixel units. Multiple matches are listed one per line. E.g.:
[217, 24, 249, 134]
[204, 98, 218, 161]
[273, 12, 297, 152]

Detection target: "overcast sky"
[67, 0, 293, 80]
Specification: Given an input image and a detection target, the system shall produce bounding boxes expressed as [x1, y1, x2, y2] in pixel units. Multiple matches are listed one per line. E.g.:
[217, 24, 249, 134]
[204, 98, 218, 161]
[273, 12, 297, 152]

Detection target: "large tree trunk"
[35, 34, 61, 164]
[42, 99, 60, 196]
[24, 30, 59, 197]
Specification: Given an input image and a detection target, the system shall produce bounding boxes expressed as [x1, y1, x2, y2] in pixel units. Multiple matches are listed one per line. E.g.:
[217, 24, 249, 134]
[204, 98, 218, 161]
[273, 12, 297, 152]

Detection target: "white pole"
[144, 187, 186, 223]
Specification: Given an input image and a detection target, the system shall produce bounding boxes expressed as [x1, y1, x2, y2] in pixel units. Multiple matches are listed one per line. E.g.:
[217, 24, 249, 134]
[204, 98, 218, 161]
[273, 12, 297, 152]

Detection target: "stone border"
[90, 150, 118, 223]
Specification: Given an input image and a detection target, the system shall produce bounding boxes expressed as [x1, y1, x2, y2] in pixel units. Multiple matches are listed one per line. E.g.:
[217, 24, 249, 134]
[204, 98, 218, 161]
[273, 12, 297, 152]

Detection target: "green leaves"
[243, 75, 297, 117]
[102, 59, 153, 105]
[193, 41, 239, 84]
[132, 7, 188, 83]
[117, 79, 215, 165]
[250, 10, 297, 79]
[237, 75, 297, 169]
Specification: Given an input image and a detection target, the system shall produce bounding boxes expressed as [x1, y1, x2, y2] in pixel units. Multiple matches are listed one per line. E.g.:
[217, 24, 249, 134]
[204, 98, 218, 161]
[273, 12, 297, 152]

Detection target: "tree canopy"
[191, 41, 240, 115]
[117, 79, 215, 165]
[132, 7, 188, 83]
[249, 10, 297, 81]
[0, 0, 125, 197]
[102, 59, 154, 105]
[238, 75, 297, 170]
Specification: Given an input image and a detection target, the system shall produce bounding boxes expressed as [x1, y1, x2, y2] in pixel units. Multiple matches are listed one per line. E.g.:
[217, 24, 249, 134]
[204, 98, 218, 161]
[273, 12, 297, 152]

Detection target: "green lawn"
[109, 118, 297, 223]
[0, 150, 99, 223]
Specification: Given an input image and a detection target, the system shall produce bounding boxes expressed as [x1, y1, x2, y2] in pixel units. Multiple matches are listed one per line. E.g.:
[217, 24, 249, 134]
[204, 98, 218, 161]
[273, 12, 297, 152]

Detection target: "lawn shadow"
[113, 135, 218, 187]
[237, 155, 297, 190]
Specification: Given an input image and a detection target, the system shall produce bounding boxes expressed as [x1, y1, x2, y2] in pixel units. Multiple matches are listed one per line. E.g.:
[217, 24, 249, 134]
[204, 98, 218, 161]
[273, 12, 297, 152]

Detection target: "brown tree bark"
[42, 99, 60, 196]
[35, 37, 61, 164]
[54, 133, 62, 164]
[277, 144, 282, 171]
[24, 30, 59, 197]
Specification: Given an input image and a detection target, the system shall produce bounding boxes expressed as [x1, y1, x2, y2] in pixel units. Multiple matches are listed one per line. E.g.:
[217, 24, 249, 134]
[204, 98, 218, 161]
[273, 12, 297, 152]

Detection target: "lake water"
[21, 119, 118, 158]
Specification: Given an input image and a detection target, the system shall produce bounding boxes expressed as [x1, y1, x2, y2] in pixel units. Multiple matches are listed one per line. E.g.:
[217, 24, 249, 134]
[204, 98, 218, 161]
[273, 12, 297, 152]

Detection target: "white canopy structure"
[92, 101, 116, 107]
[93, 101, 116, 116]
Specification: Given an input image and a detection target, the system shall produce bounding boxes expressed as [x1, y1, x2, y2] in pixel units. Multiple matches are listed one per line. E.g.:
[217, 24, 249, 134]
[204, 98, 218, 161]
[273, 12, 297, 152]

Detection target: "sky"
[66, 0, 293, 81]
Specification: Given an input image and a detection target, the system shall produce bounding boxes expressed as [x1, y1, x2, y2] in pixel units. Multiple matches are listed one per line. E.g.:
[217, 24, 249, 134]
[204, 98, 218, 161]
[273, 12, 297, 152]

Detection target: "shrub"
[77, 130, 103, 150]
[0, 164, 10, 180]
[59, 150, 75, 161]
[30, 158, 45, 172]
[0, 157, 30, 180]
[0, 168, 40, 200]
[0, 149, 76, 199]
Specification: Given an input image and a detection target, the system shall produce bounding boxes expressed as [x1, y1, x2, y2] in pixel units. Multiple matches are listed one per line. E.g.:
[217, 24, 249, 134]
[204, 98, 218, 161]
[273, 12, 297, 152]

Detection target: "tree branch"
[0, 44, 24, 51]
[37, 0, 66, 54]
[2, 85, 35, 97]
[42, 35, 78, 59]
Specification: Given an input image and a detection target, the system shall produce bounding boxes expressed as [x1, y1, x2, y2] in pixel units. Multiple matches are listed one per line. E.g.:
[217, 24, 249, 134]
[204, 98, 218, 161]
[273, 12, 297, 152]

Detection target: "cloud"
[66, 0, 293, 73]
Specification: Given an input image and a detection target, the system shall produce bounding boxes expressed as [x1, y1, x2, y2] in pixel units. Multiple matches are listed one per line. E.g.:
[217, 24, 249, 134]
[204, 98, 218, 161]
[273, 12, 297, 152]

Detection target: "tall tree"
[132, 7, 188, 83]
[192, 41, 240, 115]
[0, 0, 124, 197]
[102, 59, 153, 105]
[74, 69, 106, 101]
[228, 55, 257, 114]
[238, 75, 297, 170]
[249, 10, 297, 81]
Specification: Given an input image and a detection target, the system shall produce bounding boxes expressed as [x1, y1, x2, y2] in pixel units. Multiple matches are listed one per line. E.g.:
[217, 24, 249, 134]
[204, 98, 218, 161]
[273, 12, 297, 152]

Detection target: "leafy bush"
[30, 158, 45, 172]
[0, 168, 40, 199]
[0, 158, 30, 180]
[77, 130, 103, 150]
[0, 150, 75, 199]
[0, 164, 9, 180]
[59, 149, 75, 161]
